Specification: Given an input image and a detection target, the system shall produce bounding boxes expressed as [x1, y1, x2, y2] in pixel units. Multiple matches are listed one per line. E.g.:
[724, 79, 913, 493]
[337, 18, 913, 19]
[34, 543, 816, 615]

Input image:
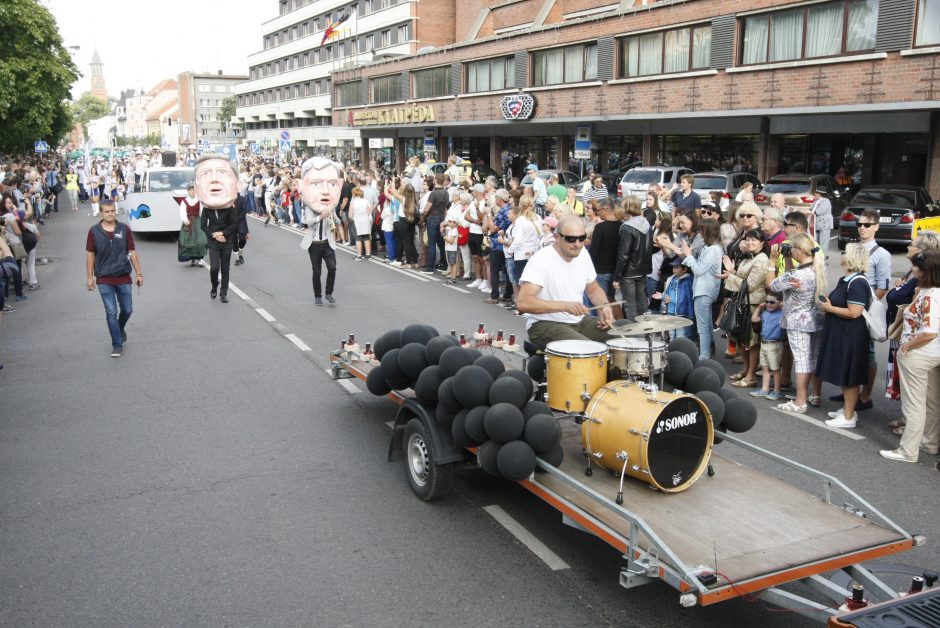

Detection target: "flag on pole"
[320, 11, 356, 45]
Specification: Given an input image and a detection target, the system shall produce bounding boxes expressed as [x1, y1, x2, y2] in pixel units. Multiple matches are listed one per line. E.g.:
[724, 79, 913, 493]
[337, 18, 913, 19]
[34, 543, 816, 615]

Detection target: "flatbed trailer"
[331, 351, 926, 623]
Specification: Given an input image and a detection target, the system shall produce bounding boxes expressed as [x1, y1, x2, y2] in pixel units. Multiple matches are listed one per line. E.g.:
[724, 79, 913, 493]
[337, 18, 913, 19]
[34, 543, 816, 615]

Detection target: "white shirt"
[467, 199, 485, 235]
[509, 216, 541, 262]
[520, 245, 597, 330]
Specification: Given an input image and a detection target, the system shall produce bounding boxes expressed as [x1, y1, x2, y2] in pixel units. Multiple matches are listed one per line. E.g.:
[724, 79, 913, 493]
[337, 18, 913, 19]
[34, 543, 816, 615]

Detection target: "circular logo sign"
[500, 94, 536, 121]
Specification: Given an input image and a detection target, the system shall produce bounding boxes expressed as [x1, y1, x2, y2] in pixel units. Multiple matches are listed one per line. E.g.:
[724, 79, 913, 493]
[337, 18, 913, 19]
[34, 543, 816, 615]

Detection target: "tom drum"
[545, 340, 608, 413]
[606, 337, 668, 380]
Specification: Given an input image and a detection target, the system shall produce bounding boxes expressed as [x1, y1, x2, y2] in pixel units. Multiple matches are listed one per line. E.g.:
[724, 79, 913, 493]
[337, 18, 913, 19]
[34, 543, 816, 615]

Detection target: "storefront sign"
[500, 94, 536, 120]
[351, 104, 436, 127]
[914, 215, 940, 237]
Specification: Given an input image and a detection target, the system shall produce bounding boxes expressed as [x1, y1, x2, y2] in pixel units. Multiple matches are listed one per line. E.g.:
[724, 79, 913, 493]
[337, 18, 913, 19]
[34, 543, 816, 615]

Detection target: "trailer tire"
[403, 418, 454, 501]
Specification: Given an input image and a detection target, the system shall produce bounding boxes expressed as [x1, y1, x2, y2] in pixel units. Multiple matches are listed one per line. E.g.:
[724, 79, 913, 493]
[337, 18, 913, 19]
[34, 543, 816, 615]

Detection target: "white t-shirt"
[902, 287, 940, 358]
[509, 216, 540, 261]
[520, 245, 597, 330]
[444, 225, 458, 252]
[467, 199, 485, 235]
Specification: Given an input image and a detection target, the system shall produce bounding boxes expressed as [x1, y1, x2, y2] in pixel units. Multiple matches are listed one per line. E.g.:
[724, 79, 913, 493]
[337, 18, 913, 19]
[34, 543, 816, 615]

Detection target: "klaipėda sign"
[351, 104, 436, 127]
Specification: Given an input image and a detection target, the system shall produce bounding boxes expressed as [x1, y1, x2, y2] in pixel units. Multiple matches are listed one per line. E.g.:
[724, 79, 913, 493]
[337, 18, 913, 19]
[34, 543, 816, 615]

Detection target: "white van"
[619, 166, 695, 200]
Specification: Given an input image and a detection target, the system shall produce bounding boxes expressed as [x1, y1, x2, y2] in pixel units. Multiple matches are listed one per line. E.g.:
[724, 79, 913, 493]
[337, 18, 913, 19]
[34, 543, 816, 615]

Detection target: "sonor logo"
[656, 411, 698, 434]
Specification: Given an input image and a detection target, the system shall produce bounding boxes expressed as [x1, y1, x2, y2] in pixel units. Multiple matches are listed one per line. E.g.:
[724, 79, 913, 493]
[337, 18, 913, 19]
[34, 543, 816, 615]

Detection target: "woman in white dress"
[349, 186, 373, 260]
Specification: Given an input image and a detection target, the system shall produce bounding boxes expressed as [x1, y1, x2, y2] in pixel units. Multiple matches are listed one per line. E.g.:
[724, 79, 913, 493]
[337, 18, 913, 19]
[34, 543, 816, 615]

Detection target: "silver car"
[619, 166, 695, 200]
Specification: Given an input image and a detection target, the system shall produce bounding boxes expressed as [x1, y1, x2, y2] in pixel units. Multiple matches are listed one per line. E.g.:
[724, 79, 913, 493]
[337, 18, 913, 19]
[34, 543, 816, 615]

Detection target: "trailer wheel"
[403, 418, 454, 501]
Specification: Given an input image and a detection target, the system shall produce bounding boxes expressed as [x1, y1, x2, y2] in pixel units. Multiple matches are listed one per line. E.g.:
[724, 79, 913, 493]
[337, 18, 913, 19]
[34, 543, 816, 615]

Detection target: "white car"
[118, 167, 195, 233]
[619, 166, 695, 200]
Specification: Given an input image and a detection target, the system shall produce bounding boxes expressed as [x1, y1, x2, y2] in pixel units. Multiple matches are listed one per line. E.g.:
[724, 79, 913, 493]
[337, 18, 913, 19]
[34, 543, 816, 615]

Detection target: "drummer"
[516, 215, 615, 346]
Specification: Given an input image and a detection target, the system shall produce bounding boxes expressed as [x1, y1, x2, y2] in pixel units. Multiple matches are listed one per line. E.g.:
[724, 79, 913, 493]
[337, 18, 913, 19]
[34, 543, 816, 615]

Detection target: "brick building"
[331, 0, 940, 197]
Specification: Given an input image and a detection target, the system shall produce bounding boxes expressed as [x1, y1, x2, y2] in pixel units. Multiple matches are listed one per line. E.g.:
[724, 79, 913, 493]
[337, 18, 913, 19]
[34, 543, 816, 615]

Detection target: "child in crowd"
[750, 291, 785, 400]
[443, 218, 459, 284]
[655, 257, 695, 340]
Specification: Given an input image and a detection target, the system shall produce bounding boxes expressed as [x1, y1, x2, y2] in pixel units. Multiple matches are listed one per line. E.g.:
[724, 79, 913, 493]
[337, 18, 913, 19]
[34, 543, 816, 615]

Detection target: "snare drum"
[545, 340, 608, 413]
[607, 337, 668, 379]
[582, 380, 713, 492]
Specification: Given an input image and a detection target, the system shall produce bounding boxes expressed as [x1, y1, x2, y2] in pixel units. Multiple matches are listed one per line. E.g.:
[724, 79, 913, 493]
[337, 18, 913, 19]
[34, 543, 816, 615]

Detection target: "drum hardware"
[615, 451, 630, 505]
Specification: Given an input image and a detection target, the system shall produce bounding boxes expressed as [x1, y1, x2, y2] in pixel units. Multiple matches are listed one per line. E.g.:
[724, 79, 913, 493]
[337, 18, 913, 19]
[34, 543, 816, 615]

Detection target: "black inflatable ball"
[423, 324, 440, 339]
[717, 386, 739, 404]
[381, 348, 406, 382]
[497, 440, 538, 481]
[697, 358, 728, 388]
[540, 443, 564, 467]
[724, 397, 758, 433]
[474, 355, 506, 380]
[439, 346, 475, 379]
[445, 334, 461, 346]
[425, 336, 454, 366]
[714, 424, 726, 444]
[453, 365, 495, 409]
[400, 323, 435, 347]
[525, 354, 546, 382]
[695, 391, 725, 428]
[452, 408, 479, 448]
[366, 366, 392, 396]
[484, 403, 526, 443]
[522, 400, 553, 421]
[414, 365, 444, 405]
[398, 342, 430, 379]
[477, 440, 502, 476]
[465, 405, 490, 443]
[684, 366, 721, 395]
[668, 336, 699, 364]
[466, 348, 483, 362]
[437, 377, 461, 412]
[523, 414, 562, 453]
[488, 376, 528, 408]
[498, 369, 534, 401]
[665, 351, 694, 387]
[437, 403, 458, 428]
[373, 329, 402, 361]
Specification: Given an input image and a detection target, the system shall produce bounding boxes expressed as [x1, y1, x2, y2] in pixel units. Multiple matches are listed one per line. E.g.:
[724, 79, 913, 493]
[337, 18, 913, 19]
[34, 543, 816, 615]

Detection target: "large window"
[741, 0, 878, 65]
[532, 43, 597, 86]
[335, 81, 363, 107]
[370, 75, 400, 103]
[621, 26, 711, 77]
[917, 0, 940, 45]
[467, 57, 515, 93]
[413, 67, 450, 99]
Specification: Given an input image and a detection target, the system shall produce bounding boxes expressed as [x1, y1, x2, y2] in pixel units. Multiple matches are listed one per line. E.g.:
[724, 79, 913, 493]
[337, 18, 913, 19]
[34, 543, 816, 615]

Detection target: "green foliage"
[0, 0, 80, 152]
[71, 93, 110, 134]
[114, 133, 162, 148]
[218, 96, 237, 132]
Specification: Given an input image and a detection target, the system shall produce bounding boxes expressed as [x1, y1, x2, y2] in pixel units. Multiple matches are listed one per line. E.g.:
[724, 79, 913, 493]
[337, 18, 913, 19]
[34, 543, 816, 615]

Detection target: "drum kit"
[541, 314, 714, 499]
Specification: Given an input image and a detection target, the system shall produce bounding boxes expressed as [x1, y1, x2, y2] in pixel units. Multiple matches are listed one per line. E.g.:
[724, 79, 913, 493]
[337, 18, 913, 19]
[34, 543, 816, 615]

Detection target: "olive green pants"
[527, 318, 611, 348]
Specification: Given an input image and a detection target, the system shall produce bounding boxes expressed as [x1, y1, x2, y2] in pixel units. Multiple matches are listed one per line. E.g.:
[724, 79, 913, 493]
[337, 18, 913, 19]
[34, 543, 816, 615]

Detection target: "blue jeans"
[245, 193, 255, 214]
[384, 230, 397, 261]
[619, 276, 647, 322]
[588, 273, 615, 314]
[98, 283, 133, 349]
[424, 216, 443, 270]
[693, 295, 714, 360]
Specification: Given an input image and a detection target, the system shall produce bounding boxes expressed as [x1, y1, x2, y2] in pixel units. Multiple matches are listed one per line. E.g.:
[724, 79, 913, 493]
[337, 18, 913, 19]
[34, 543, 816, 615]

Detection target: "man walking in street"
[300, 156, 344, 306]
[195, 155, 240, 303]
[85, 200, 143, 358]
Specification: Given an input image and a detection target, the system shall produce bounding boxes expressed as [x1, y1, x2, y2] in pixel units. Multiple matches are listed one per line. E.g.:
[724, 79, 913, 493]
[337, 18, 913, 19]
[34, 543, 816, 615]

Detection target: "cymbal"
[607, 315, 693, 336]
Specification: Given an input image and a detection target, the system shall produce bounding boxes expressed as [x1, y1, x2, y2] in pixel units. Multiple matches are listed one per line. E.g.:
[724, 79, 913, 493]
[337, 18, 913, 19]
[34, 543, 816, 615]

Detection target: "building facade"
[331, 0, 940, 197]
[89, 48, 108, 101]
[234, 0, 459, 162]
[177, 71, 247, 148]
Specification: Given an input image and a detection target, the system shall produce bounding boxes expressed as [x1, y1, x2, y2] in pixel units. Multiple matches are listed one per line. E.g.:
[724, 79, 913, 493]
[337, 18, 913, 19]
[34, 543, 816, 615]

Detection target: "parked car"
[754, 173, 845, 218]
[575, 172, 621, 200]
[837, 185, 940, 249]
[692, 171, 763, 212]
[619, 166, 695, 200]
[520, 169, 582, 187]
[117, 167, 195, 233]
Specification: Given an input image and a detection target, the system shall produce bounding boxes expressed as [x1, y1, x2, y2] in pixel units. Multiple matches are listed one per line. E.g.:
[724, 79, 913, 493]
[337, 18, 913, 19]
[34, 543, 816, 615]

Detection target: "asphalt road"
[1, 196, 937, 627]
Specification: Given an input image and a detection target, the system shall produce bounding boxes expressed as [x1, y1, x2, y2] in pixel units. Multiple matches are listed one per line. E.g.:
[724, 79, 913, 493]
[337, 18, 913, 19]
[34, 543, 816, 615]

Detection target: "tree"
[218, 96, 237, 132]
[0, 0, 79, 153]
[71, 93, 111, 136]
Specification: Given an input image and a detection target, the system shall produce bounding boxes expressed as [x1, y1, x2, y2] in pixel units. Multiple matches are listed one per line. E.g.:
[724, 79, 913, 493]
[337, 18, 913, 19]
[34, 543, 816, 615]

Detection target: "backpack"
[848, 275, 888, 342]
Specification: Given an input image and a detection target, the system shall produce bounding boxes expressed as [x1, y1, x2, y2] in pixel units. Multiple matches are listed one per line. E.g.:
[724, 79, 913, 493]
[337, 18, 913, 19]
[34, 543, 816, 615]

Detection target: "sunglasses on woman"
[738, 213, 754, 219]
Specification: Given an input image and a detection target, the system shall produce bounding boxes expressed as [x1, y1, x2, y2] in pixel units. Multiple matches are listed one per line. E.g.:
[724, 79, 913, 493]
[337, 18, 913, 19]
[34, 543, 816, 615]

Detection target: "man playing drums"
[516, 215, 614, 347]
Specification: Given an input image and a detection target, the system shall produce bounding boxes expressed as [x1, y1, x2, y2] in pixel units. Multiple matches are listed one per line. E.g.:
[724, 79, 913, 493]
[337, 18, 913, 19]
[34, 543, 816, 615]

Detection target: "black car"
[838, 185, 940, 249]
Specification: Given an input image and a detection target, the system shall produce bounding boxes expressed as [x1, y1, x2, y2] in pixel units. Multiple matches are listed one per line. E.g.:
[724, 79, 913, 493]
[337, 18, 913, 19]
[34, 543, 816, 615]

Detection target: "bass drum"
[582, 380, 713, 493]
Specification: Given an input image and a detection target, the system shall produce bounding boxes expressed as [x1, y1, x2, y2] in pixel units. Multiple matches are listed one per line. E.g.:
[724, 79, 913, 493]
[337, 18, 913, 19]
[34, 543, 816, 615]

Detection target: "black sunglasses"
[784, 222, 796, 227]
[765, 300, 779, 305]
[857, 222, 877, 228]
[560, 233, 588, 243]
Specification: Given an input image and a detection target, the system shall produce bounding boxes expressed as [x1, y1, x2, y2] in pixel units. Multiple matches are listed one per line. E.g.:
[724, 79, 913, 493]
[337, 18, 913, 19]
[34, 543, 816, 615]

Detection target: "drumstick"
[584, 299, 627, 312]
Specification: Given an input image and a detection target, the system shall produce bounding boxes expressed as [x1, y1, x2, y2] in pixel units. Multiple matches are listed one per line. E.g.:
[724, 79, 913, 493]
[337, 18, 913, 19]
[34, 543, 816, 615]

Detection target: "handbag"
[20, 224, 38, 252]
[887, 304, 909, 342]
[848, 276, 888, 342]
[51, 182, 63, 195]
[10, 241, 27, 260]
[718, 267, 753, 345]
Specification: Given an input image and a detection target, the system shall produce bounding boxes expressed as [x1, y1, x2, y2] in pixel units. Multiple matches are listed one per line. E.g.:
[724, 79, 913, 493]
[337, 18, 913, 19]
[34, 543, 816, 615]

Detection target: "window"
[315, 49, 322, 64]
[413, 66, 450, 99]
[199, 84, 210, 92]
[214, 85, 227, 92]
[741, 1, 878, 65]
[293, 85, 300, 98]
[916, 0, 940, 45]
[366, 34, 375, 50]
[532, 43, 597, 86]
[336, 81, 363, 106]
[398, 25, 409, 42]
[370, 74, 400, 103]
[381, 30, 391, 47]
[302, 52, 309, 66]
[467, 57, 515, 92]
[621, 26, 710, 77]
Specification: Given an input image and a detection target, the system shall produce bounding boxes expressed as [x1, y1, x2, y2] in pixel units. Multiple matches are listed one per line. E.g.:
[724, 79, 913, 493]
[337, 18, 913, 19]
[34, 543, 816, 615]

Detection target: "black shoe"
[325, 295, 335, 304]
[234, 258, 242, 265]
[110, 346, 123, 358]
[830, 393, 844, 402]
[315, 296, 323, 306]
[856, 399, 873, 411]
[211, 288, 217, 299]
[121, 329, 127, 343]
[220, 293, 229, 303]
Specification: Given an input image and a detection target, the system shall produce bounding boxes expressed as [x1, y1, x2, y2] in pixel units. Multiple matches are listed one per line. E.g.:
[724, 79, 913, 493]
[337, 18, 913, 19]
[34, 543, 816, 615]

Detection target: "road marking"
[285, 333, 312, 351]
[772, 408, 866, 441]
[229, 285, 248, 300]
[255, 308, 276, 322]
[379, 264, 431, 281]
[444, 284, 471, 294]
[483, 505, 570, 571]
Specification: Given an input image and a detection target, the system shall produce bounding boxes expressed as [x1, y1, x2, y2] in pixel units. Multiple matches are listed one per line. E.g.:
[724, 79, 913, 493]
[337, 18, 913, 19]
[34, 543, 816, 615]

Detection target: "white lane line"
[379, 264, 431, 281]
[772, 408, 867, 441]
[229, 285, 248, 300]
[285, 333, 311, 351]
[324, 368, 361, 394]
[255, 308, 276, 322]
[483, 505, 570, 571]
[444, 284, 471, 294]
